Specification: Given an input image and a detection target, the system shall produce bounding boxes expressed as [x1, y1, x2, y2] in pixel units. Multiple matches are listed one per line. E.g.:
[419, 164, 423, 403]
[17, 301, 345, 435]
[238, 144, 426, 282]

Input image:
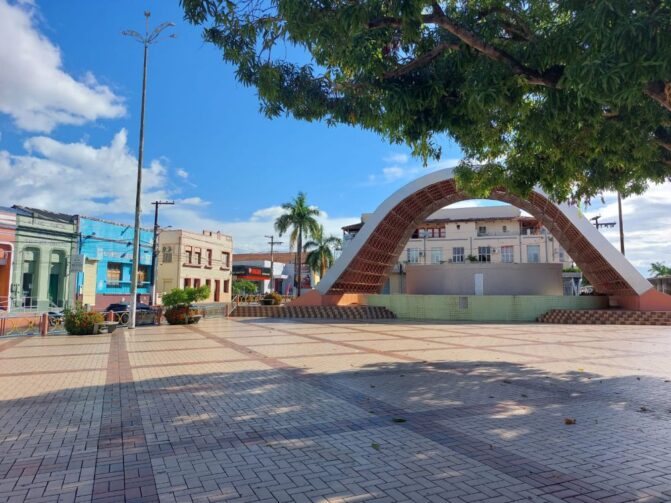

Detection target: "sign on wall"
[71, 254, 85, 273]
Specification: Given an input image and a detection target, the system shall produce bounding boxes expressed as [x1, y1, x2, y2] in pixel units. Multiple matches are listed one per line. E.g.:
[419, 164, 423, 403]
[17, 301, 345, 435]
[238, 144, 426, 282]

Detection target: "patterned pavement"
[0, 318, 671, 502]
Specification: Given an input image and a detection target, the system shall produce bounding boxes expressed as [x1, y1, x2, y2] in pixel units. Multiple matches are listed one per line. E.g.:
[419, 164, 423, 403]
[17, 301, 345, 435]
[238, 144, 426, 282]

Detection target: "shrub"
[263, 292, 283, 305]
[162, 286, 210, 325]
[64, 305, 105, 335]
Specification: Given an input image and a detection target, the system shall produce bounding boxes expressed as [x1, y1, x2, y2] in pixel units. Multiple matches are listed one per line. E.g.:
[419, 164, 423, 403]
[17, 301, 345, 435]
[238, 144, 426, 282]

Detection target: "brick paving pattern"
[0, 319, 670, 502]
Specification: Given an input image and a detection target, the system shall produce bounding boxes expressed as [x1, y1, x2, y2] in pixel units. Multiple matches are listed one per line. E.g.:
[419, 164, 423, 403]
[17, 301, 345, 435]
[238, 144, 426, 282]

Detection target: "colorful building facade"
[12, 207, 78, 310]
[157, 229, 233, 304]
[0, 208, 16, 312]
[76, 216, 153, 308]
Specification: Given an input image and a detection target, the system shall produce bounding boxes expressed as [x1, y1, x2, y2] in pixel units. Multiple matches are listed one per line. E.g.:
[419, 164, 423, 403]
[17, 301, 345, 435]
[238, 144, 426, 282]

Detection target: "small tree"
[233, 280, 257, 296]
[162, 286, 211, 324]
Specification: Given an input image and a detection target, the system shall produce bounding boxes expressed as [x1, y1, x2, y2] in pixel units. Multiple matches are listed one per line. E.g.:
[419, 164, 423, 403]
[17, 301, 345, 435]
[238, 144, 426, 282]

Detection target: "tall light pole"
[123, 11, 175, 329]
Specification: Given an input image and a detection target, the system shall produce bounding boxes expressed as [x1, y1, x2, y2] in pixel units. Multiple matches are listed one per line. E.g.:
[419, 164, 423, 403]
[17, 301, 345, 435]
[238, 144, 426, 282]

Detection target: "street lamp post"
[123, 11, 175, 329]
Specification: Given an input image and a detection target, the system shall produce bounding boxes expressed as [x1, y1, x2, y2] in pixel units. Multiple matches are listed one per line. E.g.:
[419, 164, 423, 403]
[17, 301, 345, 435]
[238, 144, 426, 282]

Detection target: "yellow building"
[157, 229, 233, 303]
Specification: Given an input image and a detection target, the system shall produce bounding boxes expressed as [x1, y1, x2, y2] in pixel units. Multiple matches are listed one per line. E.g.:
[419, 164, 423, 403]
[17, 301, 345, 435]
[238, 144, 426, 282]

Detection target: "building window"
[221, 251, 230, 268]
[194, 278, 201, 288]
[137, 265, 150, 284]
[184, 278, 191, 288]
[503, 225, 508, 233]
[223, 279, 230, 293]
[456, 224, 461, 230]
[478, 226, 487, 236]
[439, 227, 446, 238]
[452, 247, 465, 263]
[527, 245, 540, 263]
[501, 245, 514, 263]
[185, 247, 193, 264]
[559, 250, 565, 262]
[107, 263, 122, 285]
[162, 246, 172, 263]
[205, 279, 211, 292]
[194, 249, 202, 265]
[431, 248, 443, 264]
[206, 249, 212, 267]
[407, 248, 420, 264]
[214, 280, 221, 302]
[478, 246, 492, 262]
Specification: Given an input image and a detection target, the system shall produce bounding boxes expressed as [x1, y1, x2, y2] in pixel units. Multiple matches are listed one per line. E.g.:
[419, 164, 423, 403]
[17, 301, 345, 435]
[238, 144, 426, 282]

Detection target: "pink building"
[0, 208, 16, 311]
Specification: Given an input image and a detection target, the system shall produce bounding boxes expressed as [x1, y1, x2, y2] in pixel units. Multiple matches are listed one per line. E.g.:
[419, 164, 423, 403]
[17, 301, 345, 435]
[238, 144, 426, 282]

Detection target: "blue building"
[76, 216, 153, 308]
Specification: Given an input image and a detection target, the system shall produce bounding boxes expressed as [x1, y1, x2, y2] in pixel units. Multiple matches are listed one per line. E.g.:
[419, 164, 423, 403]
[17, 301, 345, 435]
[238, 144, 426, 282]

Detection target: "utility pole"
[123, 11, 175, 329]
[617, 192, 625, 255]
[264, 235, 283, 293]
[151, 200, 174, 304]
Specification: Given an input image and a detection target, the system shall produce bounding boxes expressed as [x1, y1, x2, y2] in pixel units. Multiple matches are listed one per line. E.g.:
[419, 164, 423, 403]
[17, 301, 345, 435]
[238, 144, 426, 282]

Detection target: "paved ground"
[0, 318, 671, 503]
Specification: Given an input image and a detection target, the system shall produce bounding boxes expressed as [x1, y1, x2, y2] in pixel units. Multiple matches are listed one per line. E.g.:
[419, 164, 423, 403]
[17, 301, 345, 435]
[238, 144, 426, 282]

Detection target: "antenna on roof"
[590, 215, 616, 229]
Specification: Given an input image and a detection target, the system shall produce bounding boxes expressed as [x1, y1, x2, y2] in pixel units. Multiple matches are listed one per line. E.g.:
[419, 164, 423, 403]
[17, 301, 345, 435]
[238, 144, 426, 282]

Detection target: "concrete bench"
[93, 321, 119, 334]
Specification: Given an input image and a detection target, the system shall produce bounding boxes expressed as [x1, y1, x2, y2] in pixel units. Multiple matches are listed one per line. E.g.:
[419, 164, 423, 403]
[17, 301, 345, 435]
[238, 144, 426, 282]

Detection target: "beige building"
[157, 229, 233, 303]
[343, 205, 573, 294]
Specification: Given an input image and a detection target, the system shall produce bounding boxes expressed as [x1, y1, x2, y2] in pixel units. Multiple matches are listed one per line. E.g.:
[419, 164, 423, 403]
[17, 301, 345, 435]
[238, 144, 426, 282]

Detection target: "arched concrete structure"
[308, 169, 671, 310]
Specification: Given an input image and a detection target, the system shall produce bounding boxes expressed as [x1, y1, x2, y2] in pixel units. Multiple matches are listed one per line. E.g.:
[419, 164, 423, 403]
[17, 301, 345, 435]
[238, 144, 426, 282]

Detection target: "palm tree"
[649, 262, 671, 277]
[304, 225, 342, 280]
[274, 192, 321, 296]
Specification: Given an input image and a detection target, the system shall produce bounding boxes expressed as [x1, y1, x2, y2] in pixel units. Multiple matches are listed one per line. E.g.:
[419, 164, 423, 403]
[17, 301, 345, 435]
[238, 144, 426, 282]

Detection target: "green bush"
[64, 306, 105, 335]
[162, 285, 210, 309]
[263, 292, 283, 305]
[162, 286, 210, 325]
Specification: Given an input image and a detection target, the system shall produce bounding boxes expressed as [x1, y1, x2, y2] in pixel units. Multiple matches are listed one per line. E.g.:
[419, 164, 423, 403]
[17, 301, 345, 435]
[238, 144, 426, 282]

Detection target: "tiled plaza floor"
[1, 318, 671, 502]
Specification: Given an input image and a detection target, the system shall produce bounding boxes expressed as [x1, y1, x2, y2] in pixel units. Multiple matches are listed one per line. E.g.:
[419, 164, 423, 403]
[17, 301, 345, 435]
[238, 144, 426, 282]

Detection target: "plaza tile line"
[184, 320, 664, 502]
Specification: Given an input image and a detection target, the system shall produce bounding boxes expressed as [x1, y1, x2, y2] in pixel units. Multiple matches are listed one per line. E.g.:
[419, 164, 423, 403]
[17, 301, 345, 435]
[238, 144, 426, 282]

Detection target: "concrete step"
[230, 305, 396, 320]
[538, 309, 671, 325]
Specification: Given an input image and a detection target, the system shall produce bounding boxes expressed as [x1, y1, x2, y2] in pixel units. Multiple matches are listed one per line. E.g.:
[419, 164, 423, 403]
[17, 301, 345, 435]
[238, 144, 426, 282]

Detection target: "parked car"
[104, 302, 154, 325]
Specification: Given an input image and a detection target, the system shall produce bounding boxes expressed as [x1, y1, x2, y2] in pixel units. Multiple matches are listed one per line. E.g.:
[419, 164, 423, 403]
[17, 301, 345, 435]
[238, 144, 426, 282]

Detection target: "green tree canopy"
[182, 0, 671, 200]
[649, 262, 671, 277]
[304, 224, 342, 278]
[162, 286, 211, 309]
[274, 192, 321, 296]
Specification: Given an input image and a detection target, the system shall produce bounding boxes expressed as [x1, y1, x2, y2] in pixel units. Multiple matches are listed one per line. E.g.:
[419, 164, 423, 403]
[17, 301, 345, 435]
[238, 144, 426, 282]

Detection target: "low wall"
[365, 294, 609, 322]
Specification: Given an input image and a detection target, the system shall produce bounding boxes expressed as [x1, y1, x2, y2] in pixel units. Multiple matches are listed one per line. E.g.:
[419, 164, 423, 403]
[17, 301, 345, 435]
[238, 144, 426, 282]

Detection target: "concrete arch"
[316, 168, 670, 310]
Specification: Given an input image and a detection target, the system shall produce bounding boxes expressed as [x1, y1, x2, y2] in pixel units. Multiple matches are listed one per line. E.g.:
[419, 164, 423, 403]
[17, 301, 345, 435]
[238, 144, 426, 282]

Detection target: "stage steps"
[538, 309, 671, 325]
[229, 305, 396, 320]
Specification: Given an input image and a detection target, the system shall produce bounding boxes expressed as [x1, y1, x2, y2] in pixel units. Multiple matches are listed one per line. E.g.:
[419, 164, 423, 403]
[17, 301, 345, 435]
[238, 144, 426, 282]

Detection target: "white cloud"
[0, 129, 173, 215]
[165, 206, 358, 253]
[0, 0, 125, 132]
[384, 153, 409, 164]
[584, 183, 671, 275]
[176, 168, 189, 179]
[250, 206, 286, 222]
[367, 156, 461, 185]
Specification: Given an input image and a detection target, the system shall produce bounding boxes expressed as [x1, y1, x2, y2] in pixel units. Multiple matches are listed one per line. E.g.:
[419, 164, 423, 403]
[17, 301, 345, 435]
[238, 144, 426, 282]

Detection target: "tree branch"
[383, 42, 460, 78]
[645, 81, 671, 112]
[425, 12, 558, 87]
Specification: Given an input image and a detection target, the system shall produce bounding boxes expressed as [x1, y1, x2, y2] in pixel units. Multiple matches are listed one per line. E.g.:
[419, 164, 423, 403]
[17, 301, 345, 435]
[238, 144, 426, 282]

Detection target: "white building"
[342, 205, 575, 295]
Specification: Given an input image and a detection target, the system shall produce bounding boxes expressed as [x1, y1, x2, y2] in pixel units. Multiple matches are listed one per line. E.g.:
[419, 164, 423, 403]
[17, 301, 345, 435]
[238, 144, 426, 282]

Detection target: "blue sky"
[0, 0, 463, 233]
[0, 0, 669, 272]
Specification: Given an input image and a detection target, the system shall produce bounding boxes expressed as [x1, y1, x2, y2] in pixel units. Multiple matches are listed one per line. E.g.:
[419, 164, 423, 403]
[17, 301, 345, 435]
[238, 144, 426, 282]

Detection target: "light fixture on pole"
[123, 11, 175, 329]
